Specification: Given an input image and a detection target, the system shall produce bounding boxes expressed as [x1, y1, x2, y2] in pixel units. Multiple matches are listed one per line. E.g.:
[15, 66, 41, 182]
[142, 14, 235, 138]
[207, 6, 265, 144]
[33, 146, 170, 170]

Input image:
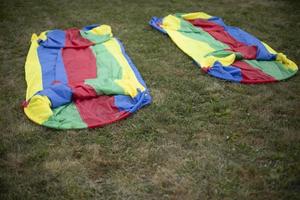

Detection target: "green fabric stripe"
[81, 40, 124, 95]
[80, 30, 124, 94]
[205, 50, 243, 60]
[245, 60, 297, 80]
[80, 30, 111, 44]
[43, 103, 87, 129]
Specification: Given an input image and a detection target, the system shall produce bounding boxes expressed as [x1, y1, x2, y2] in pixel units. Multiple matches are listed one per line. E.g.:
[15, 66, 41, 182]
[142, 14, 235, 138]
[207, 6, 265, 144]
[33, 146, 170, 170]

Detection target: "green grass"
[1, 0, 300, 199]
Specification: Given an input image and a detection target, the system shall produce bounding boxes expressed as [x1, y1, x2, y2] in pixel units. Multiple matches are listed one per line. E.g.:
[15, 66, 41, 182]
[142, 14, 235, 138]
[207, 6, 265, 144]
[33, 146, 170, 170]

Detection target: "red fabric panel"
[65, 28, 93, 47]
[189, 19, 257, 59]
[232, 61, 276, 83]
[71, 83, 98, 99]
[63, 29, 129, 128]
[74, 96, 130, 128]
[62, 29, 97, 86]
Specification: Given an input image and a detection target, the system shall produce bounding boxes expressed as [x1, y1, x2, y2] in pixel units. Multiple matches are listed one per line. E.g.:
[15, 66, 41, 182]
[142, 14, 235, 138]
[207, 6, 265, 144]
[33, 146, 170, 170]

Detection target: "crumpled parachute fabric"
[150, 12, 298, 83]
[24, 24, 151, 129]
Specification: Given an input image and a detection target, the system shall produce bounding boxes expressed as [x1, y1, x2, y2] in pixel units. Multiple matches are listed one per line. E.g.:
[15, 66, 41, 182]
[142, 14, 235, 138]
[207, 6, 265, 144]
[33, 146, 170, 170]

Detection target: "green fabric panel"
[80, 30, 111, 44]
[83, 43, 124, 95]
[205, 50, 243, 60]
[174, 13, 185, 18]
[80, 29, 125, 95]
[245, 60, 297, 81]
[43, 103, 87, 129]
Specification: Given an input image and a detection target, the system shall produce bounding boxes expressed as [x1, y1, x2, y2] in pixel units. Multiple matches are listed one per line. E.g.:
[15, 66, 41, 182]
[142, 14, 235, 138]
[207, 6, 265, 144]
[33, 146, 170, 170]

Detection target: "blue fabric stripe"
[37, 30, 71, 108]
[82, 24, 100, 31]
[39, 30, 65, 48]
[114, 91, 151, 113]
[37, 47, 57, 88]
[149, 17, 167, 34]
[38, 30, 67, 88]
[207, 61, 242, 82]
[55, 49, 68, 84]
[38, 84, 72, 108]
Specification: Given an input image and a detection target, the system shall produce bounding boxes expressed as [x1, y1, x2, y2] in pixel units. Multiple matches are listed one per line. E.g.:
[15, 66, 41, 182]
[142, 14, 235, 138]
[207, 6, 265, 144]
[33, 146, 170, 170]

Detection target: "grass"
[0, 0, 300, 199]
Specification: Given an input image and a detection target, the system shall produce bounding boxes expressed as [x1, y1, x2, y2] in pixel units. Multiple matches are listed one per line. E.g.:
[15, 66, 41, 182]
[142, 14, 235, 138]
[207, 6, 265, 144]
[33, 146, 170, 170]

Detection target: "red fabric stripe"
[65, 28, 93, 47]
[71, 83, 98, 99]
[232, 61, 276, 83]
[189, 19, 257, 60]
[74, 96, 130, 128]
[62, 29, 97, 86]
[62, 29, 129, 127]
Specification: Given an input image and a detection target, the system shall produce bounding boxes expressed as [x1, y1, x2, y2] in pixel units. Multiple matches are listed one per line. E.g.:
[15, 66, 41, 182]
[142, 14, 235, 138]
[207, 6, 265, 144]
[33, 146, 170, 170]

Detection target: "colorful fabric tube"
[150, 12, 298, 83]
[24, 24, 151, 129]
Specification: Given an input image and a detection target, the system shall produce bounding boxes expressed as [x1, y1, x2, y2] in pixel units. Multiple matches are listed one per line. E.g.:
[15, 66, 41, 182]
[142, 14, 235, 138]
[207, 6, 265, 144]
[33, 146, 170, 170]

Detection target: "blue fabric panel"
[38, 84, 72, 108]
[82, 24, 100, 31]
[37, 46, 57, 88]
[114, 90, 152, 113]
[207, 61, 242, 82]
[55, 49, 68, 84]
[39, 30, 66, 48]
[149, 17, 167, 34]
[37, 48, 67, 88]
[38, 30, 67, 89]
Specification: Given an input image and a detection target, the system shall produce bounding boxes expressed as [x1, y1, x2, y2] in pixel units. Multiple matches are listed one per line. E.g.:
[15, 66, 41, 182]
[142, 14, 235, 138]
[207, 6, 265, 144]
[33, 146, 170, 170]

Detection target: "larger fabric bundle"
[24, 24, 151, 129]
[150, 12, 298, 83]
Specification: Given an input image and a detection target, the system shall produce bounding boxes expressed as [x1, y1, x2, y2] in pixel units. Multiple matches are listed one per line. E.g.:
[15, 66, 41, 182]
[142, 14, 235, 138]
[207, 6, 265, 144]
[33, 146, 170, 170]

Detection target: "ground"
[0, 0, 299, 199]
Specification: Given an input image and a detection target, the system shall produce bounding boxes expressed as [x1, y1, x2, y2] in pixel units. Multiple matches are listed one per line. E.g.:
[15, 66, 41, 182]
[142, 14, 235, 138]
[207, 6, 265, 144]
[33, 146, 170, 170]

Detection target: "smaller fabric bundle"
[24, 24, 151, 129]
[150, 12, 298, 83]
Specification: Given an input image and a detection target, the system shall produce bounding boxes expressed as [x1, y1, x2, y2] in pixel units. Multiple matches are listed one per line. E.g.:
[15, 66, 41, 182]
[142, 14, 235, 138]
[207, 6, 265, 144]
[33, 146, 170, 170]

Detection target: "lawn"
[0, 0, 299, 199]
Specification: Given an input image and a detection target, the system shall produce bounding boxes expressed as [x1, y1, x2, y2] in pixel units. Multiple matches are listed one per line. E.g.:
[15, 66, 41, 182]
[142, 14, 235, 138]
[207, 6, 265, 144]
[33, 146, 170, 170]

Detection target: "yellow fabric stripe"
[262, 41, 297, 71]
[162, 15, 214, 62]
[262, 41, 277, 54]
[162, 15, 235, 68]
[25, 33, 45, 100]
[103, 38, 145, 97]
[181, 12, 212, 20]
[24, 95, 53, 124]
[276, 53, 298, 71]
[89, 25, 113, 36]
[37, 31, 48, 41]
[164, 29, 235, 67]
[203, 54, 236, 67]
[161, 15, 181, 31]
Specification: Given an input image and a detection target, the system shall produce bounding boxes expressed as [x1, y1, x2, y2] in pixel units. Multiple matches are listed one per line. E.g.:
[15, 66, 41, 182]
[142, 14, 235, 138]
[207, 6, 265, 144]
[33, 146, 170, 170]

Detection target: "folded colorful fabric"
[150, 12, 298, 83]
[24, 24, 151, 129]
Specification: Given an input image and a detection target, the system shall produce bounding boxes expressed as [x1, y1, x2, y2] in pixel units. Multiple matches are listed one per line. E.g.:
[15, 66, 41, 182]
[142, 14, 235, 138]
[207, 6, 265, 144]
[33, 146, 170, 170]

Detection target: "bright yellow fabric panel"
[262, 41, 297, 71]
[162, 15, 214, 64]
[181, 12, 212, 20]
[104, 39, 145, 97]
[164, 29, 235, 67]
[89, 25, 113, 37]
[276, 53, 298, 71]
[24, 95, 52, 124]
[25, 34, 44, 100]
[203, 53, 236, 68]
[161, 15, 181, 31]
